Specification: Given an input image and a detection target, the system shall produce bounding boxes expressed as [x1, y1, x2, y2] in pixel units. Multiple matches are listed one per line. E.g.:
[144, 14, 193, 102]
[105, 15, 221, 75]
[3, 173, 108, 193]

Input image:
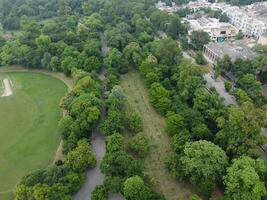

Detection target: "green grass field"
[0, 72, 67, 199]
[120, 70, 196, 200]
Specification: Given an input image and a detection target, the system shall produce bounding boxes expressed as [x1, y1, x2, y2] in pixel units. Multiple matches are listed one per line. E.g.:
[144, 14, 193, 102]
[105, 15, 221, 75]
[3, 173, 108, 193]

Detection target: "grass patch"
[120, 70, 196, 200]
[0, 72, 67, 198]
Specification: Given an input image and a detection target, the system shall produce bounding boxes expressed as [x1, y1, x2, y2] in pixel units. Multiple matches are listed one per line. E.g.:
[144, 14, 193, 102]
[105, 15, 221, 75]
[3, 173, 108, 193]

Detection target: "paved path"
[204, 73, 237, 106]
[73, 33, 125, 200]
[183, 51, 237, 106]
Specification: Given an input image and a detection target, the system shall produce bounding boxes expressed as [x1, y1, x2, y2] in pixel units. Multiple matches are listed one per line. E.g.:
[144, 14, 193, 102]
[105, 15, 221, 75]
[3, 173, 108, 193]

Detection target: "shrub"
[128, 133, 150, 157]
[91, 185, 108, 200]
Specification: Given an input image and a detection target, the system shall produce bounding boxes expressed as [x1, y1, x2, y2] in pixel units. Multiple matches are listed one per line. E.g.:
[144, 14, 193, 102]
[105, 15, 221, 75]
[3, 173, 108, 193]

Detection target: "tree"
[123, 42, 142, 67]
[195, 52, 207, 65]
[126, 112, 143, 134]
[123, 176, 152, 200]
[149, 82, 171, 114]
[172, 61, 205, 101]
[224, 81, 232, 92]
[104, 48, 128, 74]
[61, 56, 77, 76]
[65, 139, 96, 172]
[215, 55, 232, 76]
[235, 30, 244, 40]
[101, 108, 124, 136]
[238, 73, 263, 104]
[150, 37, 181, 65]
[101, 151, 142, 178]
[180, 140, 228, 196]
[223, 156, 267, 200]
[189, 31, 210, 51]
[166, 112, 186, 136]
[106, 132, 124, 153]
[91, 185, 107, 200]
[193, 88, 225, 123]
[128, 133, 150, 158]
[166, 15, 186, 39]
[69, 94, 101, 133]
[216, 102, 266, 158]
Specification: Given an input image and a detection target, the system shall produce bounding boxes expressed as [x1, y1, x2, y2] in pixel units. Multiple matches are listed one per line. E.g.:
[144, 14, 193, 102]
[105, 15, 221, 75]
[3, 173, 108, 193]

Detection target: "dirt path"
[120, 70, 196, 200]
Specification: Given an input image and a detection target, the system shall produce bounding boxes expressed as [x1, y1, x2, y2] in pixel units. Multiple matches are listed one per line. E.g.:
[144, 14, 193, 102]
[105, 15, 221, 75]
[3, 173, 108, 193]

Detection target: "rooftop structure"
[188, 17, 238, 42]
[222, 2, 267, 38]
[258, 34, 267, 45]
[203, 39, 258, 64]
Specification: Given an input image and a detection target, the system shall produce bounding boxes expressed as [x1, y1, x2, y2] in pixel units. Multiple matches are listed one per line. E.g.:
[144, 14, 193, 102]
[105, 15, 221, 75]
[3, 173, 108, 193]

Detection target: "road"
[73, 33, 124, 200]
[183, 51, 237, 106]
[204, 73, 237, 105]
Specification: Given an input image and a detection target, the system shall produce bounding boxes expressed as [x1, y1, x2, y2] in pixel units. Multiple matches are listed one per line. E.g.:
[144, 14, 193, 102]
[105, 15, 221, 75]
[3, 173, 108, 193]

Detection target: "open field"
[120, 70, 196, 200]
[0, 72, 67, 199]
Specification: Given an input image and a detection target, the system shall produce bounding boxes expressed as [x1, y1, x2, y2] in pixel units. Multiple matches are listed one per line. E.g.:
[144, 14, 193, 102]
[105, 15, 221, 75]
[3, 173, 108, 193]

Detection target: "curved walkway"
[73, 34, 124, 200]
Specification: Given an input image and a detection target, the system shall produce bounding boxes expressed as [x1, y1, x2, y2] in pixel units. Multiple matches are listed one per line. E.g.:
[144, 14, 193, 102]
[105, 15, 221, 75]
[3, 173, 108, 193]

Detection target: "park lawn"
[120, 70, 196, 200]
[0, 72, 67, 199]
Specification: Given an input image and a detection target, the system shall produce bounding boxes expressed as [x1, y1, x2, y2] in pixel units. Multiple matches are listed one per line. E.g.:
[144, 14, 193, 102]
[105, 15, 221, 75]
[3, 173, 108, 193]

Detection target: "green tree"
[189, 31, 210, 51]
[216, 102, 266, 158]
[150, 37, 181, 65]
[123, 42, 142, 67]
[128, 133, 150, 158]
[149, 82, 171, 114]
[126, 112, 143, 134]
[195, 52, 207, 65]
[166, 112, 186, 136]
[180, 140, 228, 196]
[66, 139, 96, 172]
[123, 176, 151, 200]
[91, 185, 107, 200]
[223, 156, 267, 200]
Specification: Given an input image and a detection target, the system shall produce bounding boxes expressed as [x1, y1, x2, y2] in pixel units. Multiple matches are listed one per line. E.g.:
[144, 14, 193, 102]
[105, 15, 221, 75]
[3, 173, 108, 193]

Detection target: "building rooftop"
[188, 17, 234, 31]
[205, 39, 258, 61]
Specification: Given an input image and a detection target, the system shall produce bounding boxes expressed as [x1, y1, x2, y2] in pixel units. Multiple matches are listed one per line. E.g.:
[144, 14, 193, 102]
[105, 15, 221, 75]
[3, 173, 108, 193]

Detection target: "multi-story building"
[223, 2, 267, 38]
[188, 17, 238, 42]
[203, 39, 257, 64]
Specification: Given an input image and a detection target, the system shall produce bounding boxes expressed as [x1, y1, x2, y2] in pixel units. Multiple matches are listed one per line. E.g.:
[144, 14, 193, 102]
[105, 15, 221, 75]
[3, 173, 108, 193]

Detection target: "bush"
[91, 185, 108, 200]
[104, 176, 123, 193]
[126, 112, 143, 134]
[224, 81, 232, 92]
[65, 139, 96, 173]
[128, 133, 150, 158]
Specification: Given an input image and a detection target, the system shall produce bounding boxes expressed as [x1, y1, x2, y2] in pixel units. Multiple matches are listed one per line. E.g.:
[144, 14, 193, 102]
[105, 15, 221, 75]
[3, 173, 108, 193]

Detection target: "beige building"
[203, 40, 257, 64]
[258, 35, 267, 45]
[188, 18, 238, 42]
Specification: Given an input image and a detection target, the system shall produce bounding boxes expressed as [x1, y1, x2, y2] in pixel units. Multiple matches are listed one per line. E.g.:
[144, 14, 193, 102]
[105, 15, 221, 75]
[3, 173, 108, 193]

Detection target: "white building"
[188, 17, 238, 42]
[222, 2, 267, 38]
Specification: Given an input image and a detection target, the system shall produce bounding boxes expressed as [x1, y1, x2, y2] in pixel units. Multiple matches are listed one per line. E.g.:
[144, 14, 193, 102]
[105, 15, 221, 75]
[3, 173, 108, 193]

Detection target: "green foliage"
[149, 82, 171, 114]
[189, 31, 210, 51]
[195, 52, 207, 65]
[123, 42, 142, 67]
[224, 81, 232, 92]
[237, 73, 263, 105]
[126, 112, 144, 134]
[91, 185, 108, 200]
[106, 133, 124, 153]
[150, 37, 181, 65]
[104, 48, 128, 74]
[180, 140, 228, 196]
[104, 176, 122, 193]
[223, 156, 267, 200]
[166, 112, 186, 136]
[123, 176, 152, 200]
[66, 139, 96, 173]
[216, 102, 266, 158]
[129, 133, 150, 158]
